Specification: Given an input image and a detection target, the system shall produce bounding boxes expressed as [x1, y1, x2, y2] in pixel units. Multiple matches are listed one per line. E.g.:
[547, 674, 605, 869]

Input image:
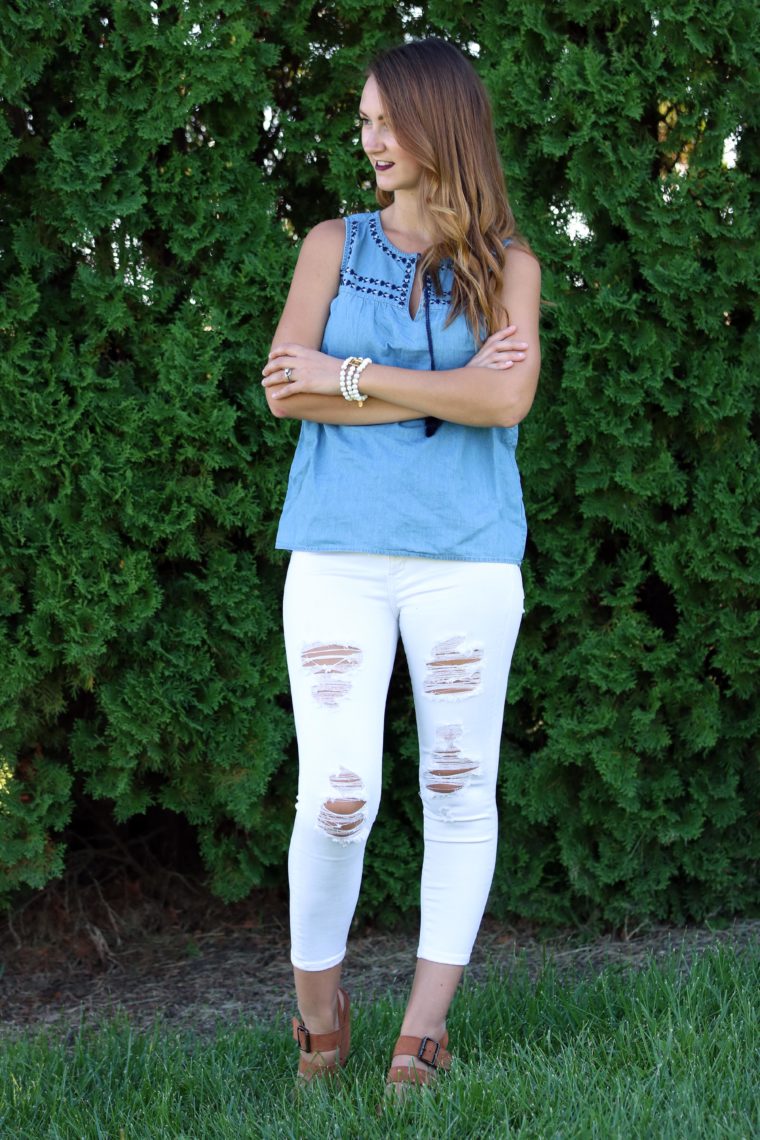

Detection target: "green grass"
[1, 947, 757, 1139]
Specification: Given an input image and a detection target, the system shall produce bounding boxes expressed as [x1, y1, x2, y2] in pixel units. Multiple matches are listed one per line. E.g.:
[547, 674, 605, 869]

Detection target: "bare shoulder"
[504, 243, 541, 278]
[300, 218, 346, 262]
[288, 218, 345, 298]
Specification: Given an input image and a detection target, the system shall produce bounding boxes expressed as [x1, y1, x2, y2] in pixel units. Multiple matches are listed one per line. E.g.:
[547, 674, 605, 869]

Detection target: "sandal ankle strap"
[292, 988, 351, 1057]
[391, 1033, 451, 1070]
[292, 1018, 341, 1053]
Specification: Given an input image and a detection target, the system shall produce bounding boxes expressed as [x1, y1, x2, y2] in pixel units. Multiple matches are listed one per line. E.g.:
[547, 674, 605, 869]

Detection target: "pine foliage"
[1, 1, 757, 922]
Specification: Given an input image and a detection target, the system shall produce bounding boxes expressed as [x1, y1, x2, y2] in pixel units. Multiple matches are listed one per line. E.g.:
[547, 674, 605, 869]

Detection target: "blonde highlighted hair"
[370, 38, 524, 343]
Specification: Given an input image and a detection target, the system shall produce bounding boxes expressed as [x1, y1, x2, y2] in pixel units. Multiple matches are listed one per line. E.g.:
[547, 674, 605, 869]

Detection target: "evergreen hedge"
[1, 1, 758, 923]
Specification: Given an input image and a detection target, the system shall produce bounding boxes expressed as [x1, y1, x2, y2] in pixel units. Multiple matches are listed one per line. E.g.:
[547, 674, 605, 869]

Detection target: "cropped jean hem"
[416, 947, 472, 967]
[290, 948, 346, 972]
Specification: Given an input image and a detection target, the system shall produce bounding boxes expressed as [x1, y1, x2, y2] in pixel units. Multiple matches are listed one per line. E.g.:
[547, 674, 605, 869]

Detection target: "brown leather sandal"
[292, 987, 351, 1082]
[385, 1032, 452, 1091]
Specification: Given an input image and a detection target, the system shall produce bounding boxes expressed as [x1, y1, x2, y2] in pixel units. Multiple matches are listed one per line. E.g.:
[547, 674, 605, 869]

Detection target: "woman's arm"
[264, 220, 422, 424]
[362, 246, 540, 426]
[264, 246, 541, 429]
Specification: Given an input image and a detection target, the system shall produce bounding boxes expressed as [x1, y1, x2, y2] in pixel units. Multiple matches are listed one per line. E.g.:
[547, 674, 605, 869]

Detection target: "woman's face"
[359, 75, 422, 193]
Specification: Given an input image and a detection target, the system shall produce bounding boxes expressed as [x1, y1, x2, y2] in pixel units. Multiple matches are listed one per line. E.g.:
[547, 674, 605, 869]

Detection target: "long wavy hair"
[369, 38, 523, 342]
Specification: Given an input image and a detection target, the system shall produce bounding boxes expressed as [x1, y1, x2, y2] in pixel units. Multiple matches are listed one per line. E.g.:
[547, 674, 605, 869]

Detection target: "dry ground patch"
[2, 873, 757, 1039]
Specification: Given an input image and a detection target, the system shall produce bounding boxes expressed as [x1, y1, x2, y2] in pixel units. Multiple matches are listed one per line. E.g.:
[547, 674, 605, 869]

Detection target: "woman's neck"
[380, 191, 432, 252]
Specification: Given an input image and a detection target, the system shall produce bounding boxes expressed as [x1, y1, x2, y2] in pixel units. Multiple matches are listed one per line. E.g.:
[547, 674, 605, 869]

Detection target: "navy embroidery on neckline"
[339, 213, 453, 308]
[368, 214, 418, 263]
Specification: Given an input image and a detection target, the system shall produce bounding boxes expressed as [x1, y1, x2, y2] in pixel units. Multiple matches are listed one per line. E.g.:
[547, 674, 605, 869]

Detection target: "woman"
[261, 37, 540, 1091]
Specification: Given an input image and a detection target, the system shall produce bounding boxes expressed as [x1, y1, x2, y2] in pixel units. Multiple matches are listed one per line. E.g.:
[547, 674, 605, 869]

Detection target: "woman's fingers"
[486, 326, 528, 350]
[262, 345, 342, 397]
[486, 324, 517, 342]
[261, 368, 290, 384]
[489, 345, 527, 357]
[263, 343, 309, 377]
[267, 342, 301, 359]
[262, 354, 296, 380]
[269, 382, 298, 399]
[262, 366, 300, 396]
[261, 360, 296, 387]
[473, 346, 529, 369]
[491, 339, 529, 351]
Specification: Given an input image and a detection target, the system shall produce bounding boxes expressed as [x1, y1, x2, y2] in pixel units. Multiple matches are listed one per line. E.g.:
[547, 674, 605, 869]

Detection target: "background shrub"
[1, 0, 757, 924]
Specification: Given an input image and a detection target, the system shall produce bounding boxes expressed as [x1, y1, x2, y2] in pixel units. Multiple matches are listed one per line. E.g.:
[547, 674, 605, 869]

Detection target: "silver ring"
[284, 367, 294, 383]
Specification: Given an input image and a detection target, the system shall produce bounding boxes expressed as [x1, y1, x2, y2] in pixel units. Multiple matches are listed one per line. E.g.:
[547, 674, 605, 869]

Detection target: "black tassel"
[423, 273, 441, 437]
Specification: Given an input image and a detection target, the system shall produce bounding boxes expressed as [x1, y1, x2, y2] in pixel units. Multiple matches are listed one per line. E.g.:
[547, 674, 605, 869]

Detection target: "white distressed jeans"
[284, 551, 524, 970]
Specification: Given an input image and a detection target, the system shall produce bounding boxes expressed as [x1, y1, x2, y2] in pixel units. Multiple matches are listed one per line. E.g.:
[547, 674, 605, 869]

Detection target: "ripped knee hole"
[426, 725, 478, 793]
[318, 768, 367, 837]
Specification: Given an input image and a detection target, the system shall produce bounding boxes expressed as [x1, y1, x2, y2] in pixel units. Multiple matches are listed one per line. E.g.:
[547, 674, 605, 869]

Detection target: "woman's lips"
[375, 161, 395, 170]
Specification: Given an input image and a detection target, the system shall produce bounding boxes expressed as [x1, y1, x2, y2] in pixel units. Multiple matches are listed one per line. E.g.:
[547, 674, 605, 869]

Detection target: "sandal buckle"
[417, 1036, 440, 1068]
[296, 1023, 311, 1052]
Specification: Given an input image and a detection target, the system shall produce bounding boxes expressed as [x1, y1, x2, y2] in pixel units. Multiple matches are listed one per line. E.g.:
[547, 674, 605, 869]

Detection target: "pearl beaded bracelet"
[339, 356, 372, 407]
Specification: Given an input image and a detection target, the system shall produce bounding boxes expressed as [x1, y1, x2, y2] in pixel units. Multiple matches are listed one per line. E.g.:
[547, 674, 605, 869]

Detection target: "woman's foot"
[293, 987, 351, 1083]
[385, 1032, 451, 1098]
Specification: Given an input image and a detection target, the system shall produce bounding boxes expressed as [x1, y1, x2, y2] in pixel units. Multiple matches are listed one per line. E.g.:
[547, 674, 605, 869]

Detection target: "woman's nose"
[363, 126, 383, 153]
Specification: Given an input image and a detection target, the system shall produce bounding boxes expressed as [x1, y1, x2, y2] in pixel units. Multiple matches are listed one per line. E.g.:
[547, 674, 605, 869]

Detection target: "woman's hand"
[261, 344, 342, 400]
[466, 325, 528, 370]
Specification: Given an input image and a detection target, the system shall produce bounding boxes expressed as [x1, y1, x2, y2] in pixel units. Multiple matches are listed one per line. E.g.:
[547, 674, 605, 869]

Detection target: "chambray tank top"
[275, 211, 527, 564]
